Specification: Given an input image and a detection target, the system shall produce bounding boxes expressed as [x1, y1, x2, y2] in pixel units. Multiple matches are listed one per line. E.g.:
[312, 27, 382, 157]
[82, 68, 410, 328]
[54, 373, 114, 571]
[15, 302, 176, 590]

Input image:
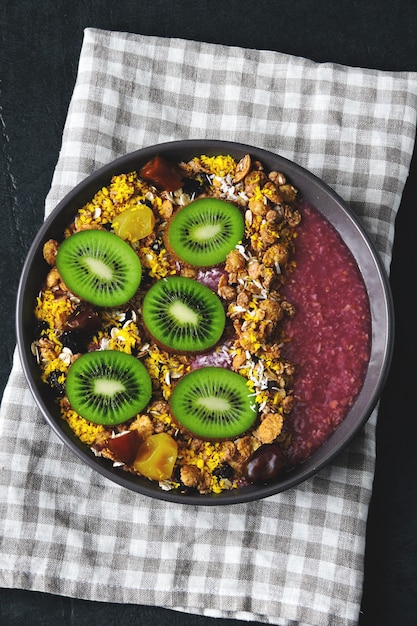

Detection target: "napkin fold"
[1, 28, 417, 626]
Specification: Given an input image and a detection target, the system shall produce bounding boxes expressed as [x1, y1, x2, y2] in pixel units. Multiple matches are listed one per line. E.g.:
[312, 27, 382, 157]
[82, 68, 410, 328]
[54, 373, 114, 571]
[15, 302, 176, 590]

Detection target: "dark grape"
[243, 444, 285, 484]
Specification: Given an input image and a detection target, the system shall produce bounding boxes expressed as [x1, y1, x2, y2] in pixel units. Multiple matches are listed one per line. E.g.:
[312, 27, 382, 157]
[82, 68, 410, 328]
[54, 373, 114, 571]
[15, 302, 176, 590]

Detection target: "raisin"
[60, 330, 87, 354]
[267, 380, 279, 392]
[182, 177, 205, 196]
[47, 370, 65, 396]
[213, 463, 234, 480]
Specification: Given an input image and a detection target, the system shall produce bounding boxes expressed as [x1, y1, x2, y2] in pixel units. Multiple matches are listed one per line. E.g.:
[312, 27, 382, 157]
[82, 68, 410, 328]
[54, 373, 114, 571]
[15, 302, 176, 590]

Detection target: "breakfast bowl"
[16, 140, 394, 504]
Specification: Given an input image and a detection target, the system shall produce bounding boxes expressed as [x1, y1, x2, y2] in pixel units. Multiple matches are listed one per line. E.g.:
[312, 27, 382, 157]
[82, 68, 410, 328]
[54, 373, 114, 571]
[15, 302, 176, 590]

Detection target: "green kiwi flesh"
[56, 229, 142, 307]
[165, 197, 245, 267]
[170, 366, 258, 439]
[66, 350, 152, 425]
[142, 276, 226, 353]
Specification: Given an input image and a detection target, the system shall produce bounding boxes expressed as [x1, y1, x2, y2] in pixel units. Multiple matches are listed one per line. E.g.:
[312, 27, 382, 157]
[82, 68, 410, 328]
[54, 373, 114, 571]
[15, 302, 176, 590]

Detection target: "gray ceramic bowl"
[16, 140, 394, 504]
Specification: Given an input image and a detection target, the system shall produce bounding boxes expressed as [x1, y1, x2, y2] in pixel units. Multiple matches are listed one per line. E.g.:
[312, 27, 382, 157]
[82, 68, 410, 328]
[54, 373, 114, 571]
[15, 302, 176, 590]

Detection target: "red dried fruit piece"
[107, 430, 140, 465]
[65, 302, 100, 332]
[140, 155, 183, 191]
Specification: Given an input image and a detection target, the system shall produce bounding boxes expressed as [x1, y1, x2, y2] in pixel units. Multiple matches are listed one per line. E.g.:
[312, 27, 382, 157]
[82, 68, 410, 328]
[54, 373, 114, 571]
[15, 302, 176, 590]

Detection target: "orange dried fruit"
[113, 204, 156, 242]
[133, 432, 178, 480]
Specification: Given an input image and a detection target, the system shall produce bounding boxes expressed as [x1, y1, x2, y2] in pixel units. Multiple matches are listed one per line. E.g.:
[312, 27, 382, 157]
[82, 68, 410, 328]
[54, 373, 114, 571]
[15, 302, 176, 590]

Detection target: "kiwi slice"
[66, 350, 152, 425]
[165, 197, 245, 267]
[170, 366, 258, 439]
[56, 229, 142, 307]
[142, 276, 226, 353]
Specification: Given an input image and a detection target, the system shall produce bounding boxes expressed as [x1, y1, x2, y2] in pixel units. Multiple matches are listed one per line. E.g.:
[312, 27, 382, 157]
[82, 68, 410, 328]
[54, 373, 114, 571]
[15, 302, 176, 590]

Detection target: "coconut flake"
[59, 349, 72, 365]
[159, 480, 175, 491]
[236, 244, 249, 260]
[99, 337, 111, 350]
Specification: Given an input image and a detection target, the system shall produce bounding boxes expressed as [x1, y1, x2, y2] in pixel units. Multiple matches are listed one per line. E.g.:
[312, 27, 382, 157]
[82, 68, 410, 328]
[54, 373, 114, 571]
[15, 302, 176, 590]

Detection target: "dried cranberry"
[243, 444, 285, 485]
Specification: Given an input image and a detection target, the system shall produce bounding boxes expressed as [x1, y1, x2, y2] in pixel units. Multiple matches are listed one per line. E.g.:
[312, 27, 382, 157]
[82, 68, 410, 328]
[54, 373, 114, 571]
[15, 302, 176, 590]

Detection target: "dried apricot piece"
[133, 433, 178, 480]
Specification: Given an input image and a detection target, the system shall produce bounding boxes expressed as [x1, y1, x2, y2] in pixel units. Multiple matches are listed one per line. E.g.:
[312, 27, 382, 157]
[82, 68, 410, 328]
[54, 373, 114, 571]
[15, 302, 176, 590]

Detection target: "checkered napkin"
[1, 28, 417, 626]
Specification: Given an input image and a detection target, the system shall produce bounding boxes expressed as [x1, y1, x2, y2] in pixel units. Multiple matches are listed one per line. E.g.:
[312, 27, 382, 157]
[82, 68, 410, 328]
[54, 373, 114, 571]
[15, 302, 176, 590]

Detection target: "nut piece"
[217, 274, 236, 300]
[279, 184, 297, 202]
[234, 154, 251, 183]
[282, 394, 295, 414]
[160, 198, 174, 220]
[268, 170, 287, 186]
[130, 415, 154, 441]
[43, 239, 59, 265]
[262, 243, 289, 267]
[218, 440, 236, 462]
[180, 464, 202, 488]
[256, 412, 284, 444]
[46, 267, 61, 288]
[225, 248, 246, 273]
[235, 435, 259, 461]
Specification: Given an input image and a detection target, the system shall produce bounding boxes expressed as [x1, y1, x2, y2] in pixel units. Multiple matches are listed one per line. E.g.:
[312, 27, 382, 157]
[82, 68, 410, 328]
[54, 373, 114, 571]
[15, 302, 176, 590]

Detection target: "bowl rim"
[16, 139, 394, 505]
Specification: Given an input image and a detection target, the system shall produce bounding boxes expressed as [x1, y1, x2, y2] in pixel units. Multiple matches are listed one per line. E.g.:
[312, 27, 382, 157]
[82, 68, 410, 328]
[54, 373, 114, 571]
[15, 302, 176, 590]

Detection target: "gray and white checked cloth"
[1, 28, 417, 626]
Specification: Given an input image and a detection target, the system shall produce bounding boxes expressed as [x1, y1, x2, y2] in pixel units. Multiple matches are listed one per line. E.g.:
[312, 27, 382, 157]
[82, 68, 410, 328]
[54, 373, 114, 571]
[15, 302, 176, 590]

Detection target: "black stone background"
[1, 2, 417, 625]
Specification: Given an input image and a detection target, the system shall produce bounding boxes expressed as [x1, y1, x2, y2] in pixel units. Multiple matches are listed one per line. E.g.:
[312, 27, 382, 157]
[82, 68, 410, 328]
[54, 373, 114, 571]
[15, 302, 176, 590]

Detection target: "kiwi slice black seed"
[170, 366, 258, 439]
[66, 350, 152, 425]
[142, 276, 226, 353]
[165, 197, 245, 267]
[56, 229, 142, 307]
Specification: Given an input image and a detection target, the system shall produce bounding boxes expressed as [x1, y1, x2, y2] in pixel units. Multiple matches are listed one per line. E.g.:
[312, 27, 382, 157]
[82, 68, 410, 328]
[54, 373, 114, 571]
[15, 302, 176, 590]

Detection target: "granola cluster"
[33, 153, 302, 494]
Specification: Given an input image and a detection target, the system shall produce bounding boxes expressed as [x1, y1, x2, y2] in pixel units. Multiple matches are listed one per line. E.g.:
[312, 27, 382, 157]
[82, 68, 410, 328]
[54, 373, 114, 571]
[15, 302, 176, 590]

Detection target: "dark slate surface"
[1, 2, 417, 625]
